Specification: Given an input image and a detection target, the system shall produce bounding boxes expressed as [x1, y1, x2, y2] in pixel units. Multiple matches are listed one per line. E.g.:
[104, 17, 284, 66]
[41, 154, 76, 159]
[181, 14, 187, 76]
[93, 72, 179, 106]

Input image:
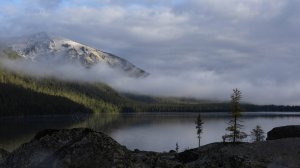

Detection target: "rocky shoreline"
[1, 126, 300, 168]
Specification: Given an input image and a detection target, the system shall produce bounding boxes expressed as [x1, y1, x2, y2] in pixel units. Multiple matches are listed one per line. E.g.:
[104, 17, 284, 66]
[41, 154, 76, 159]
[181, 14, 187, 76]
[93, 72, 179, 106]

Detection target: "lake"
[1, 112, 300, 152]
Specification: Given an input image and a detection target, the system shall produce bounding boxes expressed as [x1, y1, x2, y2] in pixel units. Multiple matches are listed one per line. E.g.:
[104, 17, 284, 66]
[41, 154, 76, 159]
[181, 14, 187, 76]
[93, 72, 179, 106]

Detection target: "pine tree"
[195, 114, 203, 147]
[251, 125, 265, 142]
[224, 89, 247, 143]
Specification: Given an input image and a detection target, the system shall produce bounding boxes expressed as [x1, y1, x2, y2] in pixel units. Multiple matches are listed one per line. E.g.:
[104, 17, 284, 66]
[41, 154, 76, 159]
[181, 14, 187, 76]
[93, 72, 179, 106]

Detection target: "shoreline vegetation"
[1, 126, 300, 168]
[1, 67, 300, 116]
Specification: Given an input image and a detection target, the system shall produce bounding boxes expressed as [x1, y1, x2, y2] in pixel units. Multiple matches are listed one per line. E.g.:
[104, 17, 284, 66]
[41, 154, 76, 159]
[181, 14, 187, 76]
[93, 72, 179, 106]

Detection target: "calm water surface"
[1, 112, 300, 152]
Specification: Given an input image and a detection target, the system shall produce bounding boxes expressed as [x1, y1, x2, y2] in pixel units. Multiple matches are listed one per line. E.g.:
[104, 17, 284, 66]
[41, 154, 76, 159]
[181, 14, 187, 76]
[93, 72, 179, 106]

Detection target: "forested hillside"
[0, 56, 300, 116]
[0, 66, 129, 115]
[0, 83, 92, 115]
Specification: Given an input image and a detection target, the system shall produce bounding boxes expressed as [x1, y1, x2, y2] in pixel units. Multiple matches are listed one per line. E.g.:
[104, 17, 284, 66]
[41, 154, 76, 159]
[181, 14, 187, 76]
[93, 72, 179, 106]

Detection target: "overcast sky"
[1, 0, 300, 105]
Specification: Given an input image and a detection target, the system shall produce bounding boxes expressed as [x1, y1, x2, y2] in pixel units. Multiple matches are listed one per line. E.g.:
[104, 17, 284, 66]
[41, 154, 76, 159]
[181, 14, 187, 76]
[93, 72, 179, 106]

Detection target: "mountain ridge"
[6, 32, 149, 78]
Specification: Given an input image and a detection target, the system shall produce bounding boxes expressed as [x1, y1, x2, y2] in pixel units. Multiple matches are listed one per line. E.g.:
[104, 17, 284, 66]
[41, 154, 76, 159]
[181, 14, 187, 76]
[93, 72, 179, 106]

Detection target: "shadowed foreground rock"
[0, 149, 9, 164]
[267, 125, 300, 140]
[1, 128, 300, 168]
[0, 128, 181, 168]
[0, 128, 135, 168]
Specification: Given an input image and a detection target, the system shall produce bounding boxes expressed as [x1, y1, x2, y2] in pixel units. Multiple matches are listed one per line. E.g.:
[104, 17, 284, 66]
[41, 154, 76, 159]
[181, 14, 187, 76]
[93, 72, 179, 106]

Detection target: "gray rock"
[0, 128, 134, 168]
[0, 148, 9, 164]
[267, 125, 300, 140]
[181, 139, 300, 168]
[0, 128, 181, 168]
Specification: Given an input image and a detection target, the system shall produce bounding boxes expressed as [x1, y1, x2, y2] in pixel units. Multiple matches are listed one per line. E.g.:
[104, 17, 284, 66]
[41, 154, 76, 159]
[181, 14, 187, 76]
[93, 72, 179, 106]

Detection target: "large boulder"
[0, 128, 181, 168]
[0, 128, 134, 168]
[0, 148, 9, 164]
[267, 125, 300, 140]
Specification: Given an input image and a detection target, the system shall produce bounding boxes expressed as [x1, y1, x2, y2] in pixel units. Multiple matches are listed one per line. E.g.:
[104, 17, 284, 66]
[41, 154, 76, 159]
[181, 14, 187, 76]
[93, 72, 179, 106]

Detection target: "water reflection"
[108, 113, 300, 152]
[0, 112, 300, 152]
[0, 115, 88, 151]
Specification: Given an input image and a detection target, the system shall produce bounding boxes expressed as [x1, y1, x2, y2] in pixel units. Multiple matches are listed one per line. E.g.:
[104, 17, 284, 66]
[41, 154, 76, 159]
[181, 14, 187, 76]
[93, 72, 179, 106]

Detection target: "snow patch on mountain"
[8, 32, 149, 78]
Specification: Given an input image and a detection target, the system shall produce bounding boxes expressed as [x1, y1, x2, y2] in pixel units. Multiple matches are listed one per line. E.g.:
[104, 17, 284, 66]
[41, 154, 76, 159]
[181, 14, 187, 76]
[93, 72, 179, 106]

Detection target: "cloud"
[1, 0, 300, 105]
[187, 0, 287, 20]
[1, 56, 299, 105]
[35, 0, 63, 10]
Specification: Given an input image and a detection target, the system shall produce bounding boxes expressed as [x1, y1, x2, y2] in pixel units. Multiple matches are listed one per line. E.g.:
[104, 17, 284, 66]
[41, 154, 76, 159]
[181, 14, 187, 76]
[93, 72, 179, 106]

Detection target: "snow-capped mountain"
[7, 32, 149, 77]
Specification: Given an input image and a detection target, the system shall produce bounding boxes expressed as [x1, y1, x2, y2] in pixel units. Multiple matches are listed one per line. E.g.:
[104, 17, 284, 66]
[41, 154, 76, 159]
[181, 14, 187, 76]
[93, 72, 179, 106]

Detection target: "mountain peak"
[7, 32, 149, 78]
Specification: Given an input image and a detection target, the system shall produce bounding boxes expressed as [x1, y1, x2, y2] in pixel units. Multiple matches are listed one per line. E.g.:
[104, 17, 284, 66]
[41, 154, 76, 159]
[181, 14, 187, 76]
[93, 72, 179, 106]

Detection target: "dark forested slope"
[0, 83, 92, 115]
[0, 66, 130, 115]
